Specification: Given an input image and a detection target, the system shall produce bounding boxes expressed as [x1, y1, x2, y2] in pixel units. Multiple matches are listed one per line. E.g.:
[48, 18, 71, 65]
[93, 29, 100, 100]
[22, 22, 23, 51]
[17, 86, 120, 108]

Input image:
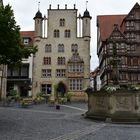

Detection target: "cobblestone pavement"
[0, 102, 140, 140]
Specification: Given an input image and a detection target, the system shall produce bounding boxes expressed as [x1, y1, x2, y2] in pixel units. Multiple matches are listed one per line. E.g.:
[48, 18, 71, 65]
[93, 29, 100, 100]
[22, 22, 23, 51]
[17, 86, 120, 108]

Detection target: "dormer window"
[60, 19, 65, 26]
[23, 38, 29, 45]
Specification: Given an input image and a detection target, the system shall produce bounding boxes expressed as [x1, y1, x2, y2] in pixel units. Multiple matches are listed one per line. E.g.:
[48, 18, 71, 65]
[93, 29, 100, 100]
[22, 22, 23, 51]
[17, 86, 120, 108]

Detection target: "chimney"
[65, 4, 67, 9]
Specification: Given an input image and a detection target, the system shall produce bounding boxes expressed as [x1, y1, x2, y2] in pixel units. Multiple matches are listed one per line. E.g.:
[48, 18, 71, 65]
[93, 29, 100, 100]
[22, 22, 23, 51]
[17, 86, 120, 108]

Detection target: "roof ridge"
[97, 14, 126, 17]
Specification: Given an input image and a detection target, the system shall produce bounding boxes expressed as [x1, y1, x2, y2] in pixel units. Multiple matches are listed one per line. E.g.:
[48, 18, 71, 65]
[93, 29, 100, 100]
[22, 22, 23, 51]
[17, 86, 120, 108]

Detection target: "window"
[128, 45, 135, 52]
[127, 57, 131, 66]
[133, 74, 138, 81]
[120, 56, 126, 65]
[133, 57, 138, 66]
[56, 69, 66, 77]
[130, 73, 138, 81]
[7, 68, 11, 76]
[71, 44, 78, 52]
[136, 34, 140, 42]
[41, 69, 51, 77]
[65, 29, 71, 38]
[12, 68, 19, 76]
[54, 30, 59, 38]
[58, 44, 64, 52]
[21, 66, 28, 77]
[60, 19, 65, 26]
[68, 64, 84, 72]
[45, 44, 51, 52]
[43, 57, 51, 65]
[41, 84, 52, 94]
[119, 72, 126, 80]
[57, 57, 65, 65]
[23, 38, 29, 45]
[69, 79, 83, 91]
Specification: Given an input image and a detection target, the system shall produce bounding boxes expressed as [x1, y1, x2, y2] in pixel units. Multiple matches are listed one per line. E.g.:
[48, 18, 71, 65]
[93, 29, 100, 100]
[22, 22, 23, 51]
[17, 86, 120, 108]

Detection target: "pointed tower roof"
[33, 2, 43, 19]
[33, 10, 42, 19]
[82, 1, 91, 19]
[83, 9, 92, 19]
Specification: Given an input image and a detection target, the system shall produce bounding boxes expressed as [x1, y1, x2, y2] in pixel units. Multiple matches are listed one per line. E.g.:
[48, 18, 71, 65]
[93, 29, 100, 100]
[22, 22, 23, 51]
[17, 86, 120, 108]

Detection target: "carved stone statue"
[110, 42, 120, 85]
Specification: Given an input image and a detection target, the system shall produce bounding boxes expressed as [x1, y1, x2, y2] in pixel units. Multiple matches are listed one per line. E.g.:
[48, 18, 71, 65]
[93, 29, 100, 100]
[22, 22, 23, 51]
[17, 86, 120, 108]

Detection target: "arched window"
[60, 19, 65, 26]
[45, 44, 51, 52]
[54, 29, 60, 38]
[43, 57, 51, 65]
[57, 57, 65, 65]
[71, 44, 78, 52]
[58, 44, 64, 52]
[65, 29, 71, 38]
[62, 57, 65, 64]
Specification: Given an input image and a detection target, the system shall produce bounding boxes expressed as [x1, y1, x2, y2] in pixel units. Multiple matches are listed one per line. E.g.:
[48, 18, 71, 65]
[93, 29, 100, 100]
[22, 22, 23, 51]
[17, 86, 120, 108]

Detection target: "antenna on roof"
[38, 1, 40, 11]
[86, 1, 88, 9]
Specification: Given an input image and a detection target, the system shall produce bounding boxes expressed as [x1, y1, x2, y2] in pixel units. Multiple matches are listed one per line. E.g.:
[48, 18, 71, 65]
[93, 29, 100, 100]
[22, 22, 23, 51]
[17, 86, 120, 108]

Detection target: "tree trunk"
[0, 65, 7, 101]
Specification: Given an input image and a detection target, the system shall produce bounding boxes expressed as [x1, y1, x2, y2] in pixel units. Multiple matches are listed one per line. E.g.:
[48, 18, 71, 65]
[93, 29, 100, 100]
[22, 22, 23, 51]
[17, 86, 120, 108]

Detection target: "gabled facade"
[97, 3, 140, 87]
[32, 5, 91, 101]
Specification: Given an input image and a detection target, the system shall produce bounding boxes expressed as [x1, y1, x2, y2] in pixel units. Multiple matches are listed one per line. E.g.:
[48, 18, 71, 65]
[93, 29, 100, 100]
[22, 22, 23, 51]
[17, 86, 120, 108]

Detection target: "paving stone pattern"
[0, 103, 140, 140]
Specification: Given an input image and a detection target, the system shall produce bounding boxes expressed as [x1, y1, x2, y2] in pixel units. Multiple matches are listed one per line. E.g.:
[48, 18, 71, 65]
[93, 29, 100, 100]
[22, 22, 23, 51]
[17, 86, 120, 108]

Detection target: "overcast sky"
[3, 0, 140, 71]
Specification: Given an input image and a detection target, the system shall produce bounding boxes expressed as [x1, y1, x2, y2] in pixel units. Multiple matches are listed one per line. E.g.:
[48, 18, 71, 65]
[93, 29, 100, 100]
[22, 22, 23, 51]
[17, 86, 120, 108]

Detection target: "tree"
[0, 4, 37, 65]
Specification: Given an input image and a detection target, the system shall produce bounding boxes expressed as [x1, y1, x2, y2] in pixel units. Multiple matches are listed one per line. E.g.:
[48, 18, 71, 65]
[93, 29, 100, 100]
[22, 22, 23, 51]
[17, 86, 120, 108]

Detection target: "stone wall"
[86, 91, 140, 121]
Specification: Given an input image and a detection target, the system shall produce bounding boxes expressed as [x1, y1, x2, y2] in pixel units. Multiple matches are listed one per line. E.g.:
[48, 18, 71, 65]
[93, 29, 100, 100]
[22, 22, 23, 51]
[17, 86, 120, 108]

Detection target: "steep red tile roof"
[97, 15, 126, 41]
[20, 31, 34, 39]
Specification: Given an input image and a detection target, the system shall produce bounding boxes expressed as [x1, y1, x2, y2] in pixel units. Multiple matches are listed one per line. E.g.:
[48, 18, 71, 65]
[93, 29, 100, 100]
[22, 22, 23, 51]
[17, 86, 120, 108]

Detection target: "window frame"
[45, 44, 52, 53]
[54, 29, 60, 38]
[65, 29, 71, 38]
[60, 19, 65, 27]
[43, 57, 51, 65]
[41, 69, 52, 78]
[56, 69, 66, 77]
[58, 44, 64, 52]
[69, 79, 83, 91]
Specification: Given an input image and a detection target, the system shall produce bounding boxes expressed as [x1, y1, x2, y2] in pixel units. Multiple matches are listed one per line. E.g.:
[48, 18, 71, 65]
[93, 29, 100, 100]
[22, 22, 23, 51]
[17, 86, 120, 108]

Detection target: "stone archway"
[57, 81, 66, 97]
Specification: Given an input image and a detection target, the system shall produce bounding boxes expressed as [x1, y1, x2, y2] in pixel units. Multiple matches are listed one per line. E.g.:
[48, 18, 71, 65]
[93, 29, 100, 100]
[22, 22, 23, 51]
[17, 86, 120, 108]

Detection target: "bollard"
[56, 104, 60, 110]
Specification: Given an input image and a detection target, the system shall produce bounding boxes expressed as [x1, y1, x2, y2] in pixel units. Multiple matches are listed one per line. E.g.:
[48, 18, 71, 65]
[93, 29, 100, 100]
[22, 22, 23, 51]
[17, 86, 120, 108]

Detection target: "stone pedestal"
[86, 91, 140, 122]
